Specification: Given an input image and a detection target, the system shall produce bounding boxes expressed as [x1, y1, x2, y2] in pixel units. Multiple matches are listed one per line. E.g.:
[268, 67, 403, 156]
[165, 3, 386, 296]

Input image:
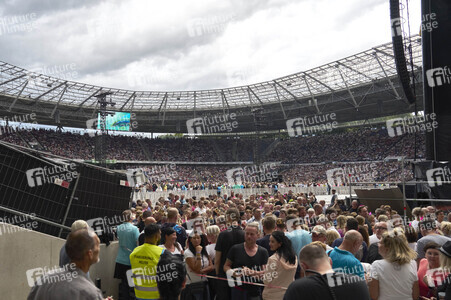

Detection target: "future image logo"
[386, 118, 405, 137]
[126, 168, 147, 187]
[426, 66, 451, 87]
[326, 163, 378, 186]
[186, 113, 238, 135]
[25, 163, 78, 188]
[391, 18, 402, 37]
[286, 113, 338, 137]
[226, 168, 244, 186]
[186, 14, 235, 38]
[226, 164, 279, 186]
[26, 263, 77, 287]
[386, 113, 438, 137]
[86, 118, 100, 137]
[426, 167, 451, 187]
[226, 268, 243, 287]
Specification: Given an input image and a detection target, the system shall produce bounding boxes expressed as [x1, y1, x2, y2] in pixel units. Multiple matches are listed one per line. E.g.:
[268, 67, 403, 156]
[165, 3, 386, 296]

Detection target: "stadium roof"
[0, 36, 423, 133]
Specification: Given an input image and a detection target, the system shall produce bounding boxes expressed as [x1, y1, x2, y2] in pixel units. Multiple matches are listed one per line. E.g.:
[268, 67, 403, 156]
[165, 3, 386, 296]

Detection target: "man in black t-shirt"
[224, 222, 269, 299]
[215, 208, 245, 300]
[283, 243, 370, 300]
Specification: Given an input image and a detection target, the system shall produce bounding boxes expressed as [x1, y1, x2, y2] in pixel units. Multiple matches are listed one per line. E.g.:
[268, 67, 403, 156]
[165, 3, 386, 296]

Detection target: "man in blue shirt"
[114, 210, 140, 300]
[327, 230, 365, 278]
[286, 215, 312, 262]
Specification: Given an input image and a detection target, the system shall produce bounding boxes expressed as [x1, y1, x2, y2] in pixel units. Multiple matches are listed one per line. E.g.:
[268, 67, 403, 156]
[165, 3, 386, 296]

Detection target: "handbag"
[181, 280, 206, 300]
[181, 257, 207, 300]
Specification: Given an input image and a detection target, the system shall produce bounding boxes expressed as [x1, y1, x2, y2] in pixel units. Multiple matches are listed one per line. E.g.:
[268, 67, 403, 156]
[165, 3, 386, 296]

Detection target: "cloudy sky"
[0, 0, 421, 92]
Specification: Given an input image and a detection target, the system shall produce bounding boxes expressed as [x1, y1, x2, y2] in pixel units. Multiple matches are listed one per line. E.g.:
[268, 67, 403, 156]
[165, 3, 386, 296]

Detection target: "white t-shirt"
[158, 243, 183, 255]
[206, 243, 216, 262]
[369, 234, 380, 245]
[370, 259, 418, 300]
[184, 249, 209, 284]
[411, 220, 419, 231]
[195, 207, 207, 215]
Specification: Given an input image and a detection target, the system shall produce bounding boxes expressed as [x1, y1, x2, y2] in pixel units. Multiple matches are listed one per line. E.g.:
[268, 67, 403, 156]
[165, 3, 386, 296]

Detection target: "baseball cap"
[311, 225, 326, 235]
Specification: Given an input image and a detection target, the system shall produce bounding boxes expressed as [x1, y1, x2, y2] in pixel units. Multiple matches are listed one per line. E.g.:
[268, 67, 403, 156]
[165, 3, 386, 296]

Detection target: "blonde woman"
[336, 215, 347, 237]
[205, 225, 220, 262]
[440, 221, 451, 237]
[369, 228, 419, 300]
[378, 214, 389, 222]
[325, 229, 340, 247]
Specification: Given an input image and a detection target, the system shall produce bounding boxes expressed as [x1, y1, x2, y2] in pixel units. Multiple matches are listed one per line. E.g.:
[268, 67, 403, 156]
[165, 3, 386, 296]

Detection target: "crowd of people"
[123, 160, 413, 195]
[0, 126, 425, 163]
[28, 190, 451, 300]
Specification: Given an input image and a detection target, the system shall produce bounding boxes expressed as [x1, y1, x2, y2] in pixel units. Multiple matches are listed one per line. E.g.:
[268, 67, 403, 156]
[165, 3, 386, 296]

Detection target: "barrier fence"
[131, 185, 382, 203]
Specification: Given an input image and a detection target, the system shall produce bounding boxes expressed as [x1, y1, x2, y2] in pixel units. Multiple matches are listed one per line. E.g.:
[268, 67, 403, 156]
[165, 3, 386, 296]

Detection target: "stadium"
[0, 1, 450, 299]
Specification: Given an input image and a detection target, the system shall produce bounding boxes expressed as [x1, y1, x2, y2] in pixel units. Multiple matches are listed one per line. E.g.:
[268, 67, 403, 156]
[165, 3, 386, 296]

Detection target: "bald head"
[144, 217, 156, 226]
[71, 220, 88, 232]
[344, 230, 363, 242]
[299, 243, 328, 266]
[340, 230, 363, 255]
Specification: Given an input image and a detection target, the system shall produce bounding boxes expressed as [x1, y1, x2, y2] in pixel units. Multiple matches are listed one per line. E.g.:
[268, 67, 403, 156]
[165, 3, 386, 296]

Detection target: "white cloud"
[0, 0, 422, 91]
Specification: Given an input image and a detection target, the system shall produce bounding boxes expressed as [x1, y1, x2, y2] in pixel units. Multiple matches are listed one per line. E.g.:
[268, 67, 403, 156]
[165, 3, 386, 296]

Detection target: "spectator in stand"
[328, 230, 365, 278]
[283, 243, 370, 300]
[114, 210, 140, 300]
[257, 215, 277, 256]
[416, 218, 451, 267]
[262, 231, 297, 300]
[369, 228, 419, 300]
[214, 208, 245, 300]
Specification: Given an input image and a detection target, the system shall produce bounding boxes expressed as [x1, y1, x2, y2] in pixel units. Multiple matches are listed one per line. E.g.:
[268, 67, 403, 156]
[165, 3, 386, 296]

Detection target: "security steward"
[129, 223, 164, 300]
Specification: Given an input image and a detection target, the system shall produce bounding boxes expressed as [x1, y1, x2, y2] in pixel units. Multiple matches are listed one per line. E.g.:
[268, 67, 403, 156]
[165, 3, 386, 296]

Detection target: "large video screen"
[98, 112, 131, 131]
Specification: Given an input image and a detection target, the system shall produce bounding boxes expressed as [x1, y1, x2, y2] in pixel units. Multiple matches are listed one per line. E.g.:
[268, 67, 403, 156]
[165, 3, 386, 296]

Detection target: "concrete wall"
[0, 223, 120, 299]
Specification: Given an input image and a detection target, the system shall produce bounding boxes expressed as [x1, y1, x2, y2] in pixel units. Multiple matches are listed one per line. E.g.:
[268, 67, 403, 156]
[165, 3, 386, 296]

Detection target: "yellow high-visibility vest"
[129, 244, 163, 300]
